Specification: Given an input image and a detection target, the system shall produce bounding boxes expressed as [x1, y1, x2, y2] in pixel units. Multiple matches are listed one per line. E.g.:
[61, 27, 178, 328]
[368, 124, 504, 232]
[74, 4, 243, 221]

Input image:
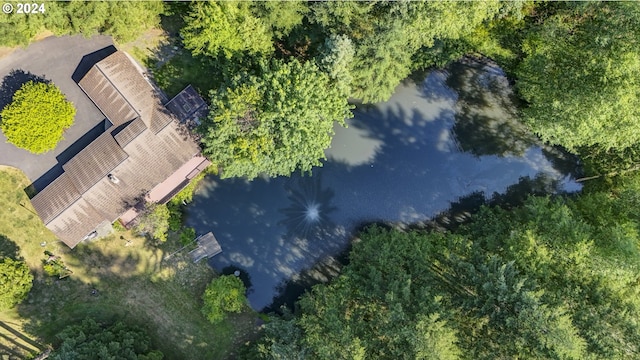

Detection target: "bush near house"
[0, 81, 75, 154]
[134, 203, 170, 242]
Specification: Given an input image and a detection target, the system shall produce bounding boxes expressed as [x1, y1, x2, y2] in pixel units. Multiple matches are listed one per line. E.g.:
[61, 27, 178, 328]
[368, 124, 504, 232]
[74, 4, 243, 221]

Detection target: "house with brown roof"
[30, 48, 210, 248]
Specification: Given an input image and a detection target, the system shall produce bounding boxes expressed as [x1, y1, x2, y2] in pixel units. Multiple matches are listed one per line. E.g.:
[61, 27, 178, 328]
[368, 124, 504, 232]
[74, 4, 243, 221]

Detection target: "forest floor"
[0, 166, 261, 359]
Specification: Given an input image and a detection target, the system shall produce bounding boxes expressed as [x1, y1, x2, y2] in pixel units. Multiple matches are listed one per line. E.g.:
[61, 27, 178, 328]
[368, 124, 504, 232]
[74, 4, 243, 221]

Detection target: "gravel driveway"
[0, 35, 114, 190]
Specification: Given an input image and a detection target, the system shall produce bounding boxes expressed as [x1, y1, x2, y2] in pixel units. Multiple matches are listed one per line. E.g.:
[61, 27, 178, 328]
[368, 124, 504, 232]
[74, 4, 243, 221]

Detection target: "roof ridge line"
[94, 55, 141, 124]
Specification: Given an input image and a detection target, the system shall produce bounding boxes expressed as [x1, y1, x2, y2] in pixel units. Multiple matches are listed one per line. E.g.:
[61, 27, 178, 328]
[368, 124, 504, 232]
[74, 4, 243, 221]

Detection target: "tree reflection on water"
[446, 58, 537, 158]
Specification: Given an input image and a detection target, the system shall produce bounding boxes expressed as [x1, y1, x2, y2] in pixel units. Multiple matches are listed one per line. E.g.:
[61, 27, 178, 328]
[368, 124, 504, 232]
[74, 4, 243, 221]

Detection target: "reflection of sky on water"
[186, 60, 582, 310]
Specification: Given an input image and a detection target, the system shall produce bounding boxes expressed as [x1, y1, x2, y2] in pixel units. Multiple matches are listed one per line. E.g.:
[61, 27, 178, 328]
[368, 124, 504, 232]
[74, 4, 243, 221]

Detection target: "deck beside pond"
[189, 232, 222, 263]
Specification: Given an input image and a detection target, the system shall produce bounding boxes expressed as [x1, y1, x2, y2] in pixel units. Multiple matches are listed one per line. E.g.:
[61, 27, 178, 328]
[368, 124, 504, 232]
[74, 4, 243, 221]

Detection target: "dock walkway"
[189, 232, 222, 263]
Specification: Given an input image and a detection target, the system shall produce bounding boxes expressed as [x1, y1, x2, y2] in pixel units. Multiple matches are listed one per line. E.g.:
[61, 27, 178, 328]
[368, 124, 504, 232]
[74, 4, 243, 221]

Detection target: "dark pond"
[185, 59, 582, 311]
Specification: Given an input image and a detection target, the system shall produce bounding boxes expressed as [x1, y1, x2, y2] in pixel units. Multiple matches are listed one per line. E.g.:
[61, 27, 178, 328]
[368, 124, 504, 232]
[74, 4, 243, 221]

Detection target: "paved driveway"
[0, 35, 114, 190]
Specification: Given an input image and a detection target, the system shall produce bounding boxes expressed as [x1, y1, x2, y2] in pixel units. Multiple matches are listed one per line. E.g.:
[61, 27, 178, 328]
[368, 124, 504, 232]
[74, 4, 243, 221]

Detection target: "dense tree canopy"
[177, 1, 521, 104]
[310, 0, 518, 103]
[255, 189, 640, 359]
[252, 1, 309, 40]
[4, 1, 640, 358]
[50, 318, 163, 360]
[201, 59, 352, 179]
[517, 2, 640, 152]
[181, 1, 273, 59]
[1, 81, 75, 154]
[181, 1, 309, 60]
[0, 1, 164, 46]
[0, 257, 33, 311]
[201, 275, 247, 324]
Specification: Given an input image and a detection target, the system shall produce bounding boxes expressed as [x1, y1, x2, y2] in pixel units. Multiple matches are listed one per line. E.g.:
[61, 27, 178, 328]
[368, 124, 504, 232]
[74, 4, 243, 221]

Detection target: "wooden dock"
[189, 232, 222, 263]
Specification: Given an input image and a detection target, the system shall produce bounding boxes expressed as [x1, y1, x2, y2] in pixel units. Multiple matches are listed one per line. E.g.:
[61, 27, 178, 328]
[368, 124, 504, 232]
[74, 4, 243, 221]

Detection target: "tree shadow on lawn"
[0, 234, 20, 259]
[16, 237, 256, 359]
[0, 70, 49, 114]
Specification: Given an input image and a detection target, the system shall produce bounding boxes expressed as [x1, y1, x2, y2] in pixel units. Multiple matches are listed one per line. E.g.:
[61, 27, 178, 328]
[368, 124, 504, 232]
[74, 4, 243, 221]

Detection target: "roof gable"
[31, 173, 81, 224]
[62, 133, 128, 193]
[78, 66, 138, 126]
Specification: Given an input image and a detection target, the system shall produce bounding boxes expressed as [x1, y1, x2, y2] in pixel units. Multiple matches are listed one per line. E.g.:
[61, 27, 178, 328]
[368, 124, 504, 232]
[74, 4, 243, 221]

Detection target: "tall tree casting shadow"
[0, 234, 20, 259]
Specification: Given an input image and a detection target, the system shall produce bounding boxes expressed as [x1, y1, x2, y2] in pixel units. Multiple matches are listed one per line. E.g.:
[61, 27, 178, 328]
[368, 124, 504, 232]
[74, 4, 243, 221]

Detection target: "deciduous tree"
[0, 257, 33, 311]
[1, 81, 75, 154]
[201, 275, 247, 324]
[201, 59, 352, 179]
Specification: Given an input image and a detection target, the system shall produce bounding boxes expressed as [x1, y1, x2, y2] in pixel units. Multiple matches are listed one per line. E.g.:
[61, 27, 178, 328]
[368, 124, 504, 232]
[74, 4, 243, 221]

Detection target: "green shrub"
[42, 252, 72, 279]
[1, 81, 76, 154]
[172, 169, 211, 205]
[0, 258, 33, 310]
[179, 227, 196, 245]
[167, 202, 183, 232]
[202, 275, 247, 324]
[112, 220, 126, 232]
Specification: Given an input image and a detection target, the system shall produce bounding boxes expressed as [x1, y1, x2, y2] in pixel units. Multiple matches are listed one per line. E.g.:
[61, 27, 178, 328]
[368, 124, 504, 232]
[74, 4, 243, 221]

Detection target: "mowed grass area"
[0, 167, 259, 359]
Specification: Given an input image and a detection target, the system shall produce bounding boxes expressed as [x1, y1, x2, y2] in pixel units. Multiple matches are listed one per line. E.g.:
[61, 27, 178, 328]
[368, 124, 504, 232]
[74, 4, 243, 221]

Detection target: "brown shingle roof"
[31, 173, 81, 224]
[148, 103, 174, 134]
[113, 117, 146, 147]
[93, 52, 172, 133]
[78, 67, 138, 126]
[32, 50, 204, 248]
[62, 133, 128, 193]
[45, 198, 107, 248]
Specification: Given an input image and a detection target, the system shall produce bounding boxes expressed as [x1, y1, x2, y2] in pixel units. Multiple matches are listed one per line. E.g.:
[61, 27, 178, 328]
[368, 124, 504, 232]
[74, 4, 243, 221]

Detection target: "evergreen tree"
[517, 2, 640, 152]
[181, 1, 273, 59]
[252, 1, 309, 39]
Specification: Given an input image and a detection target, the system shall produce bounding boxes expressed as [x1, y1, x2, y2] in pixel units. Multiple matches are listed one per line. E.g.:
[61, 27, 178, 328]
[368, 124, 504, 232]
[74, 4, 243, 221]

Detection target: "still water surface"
[186, 60, 581, 311]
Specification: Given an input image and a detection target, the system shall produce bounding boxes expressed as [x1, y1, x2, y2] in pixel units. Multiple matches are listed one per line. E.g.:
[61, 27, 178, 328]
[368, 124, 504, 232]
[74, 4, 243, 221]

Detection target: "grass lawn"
[150, 51, 220, 99]
[0, 166, 259, 359]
